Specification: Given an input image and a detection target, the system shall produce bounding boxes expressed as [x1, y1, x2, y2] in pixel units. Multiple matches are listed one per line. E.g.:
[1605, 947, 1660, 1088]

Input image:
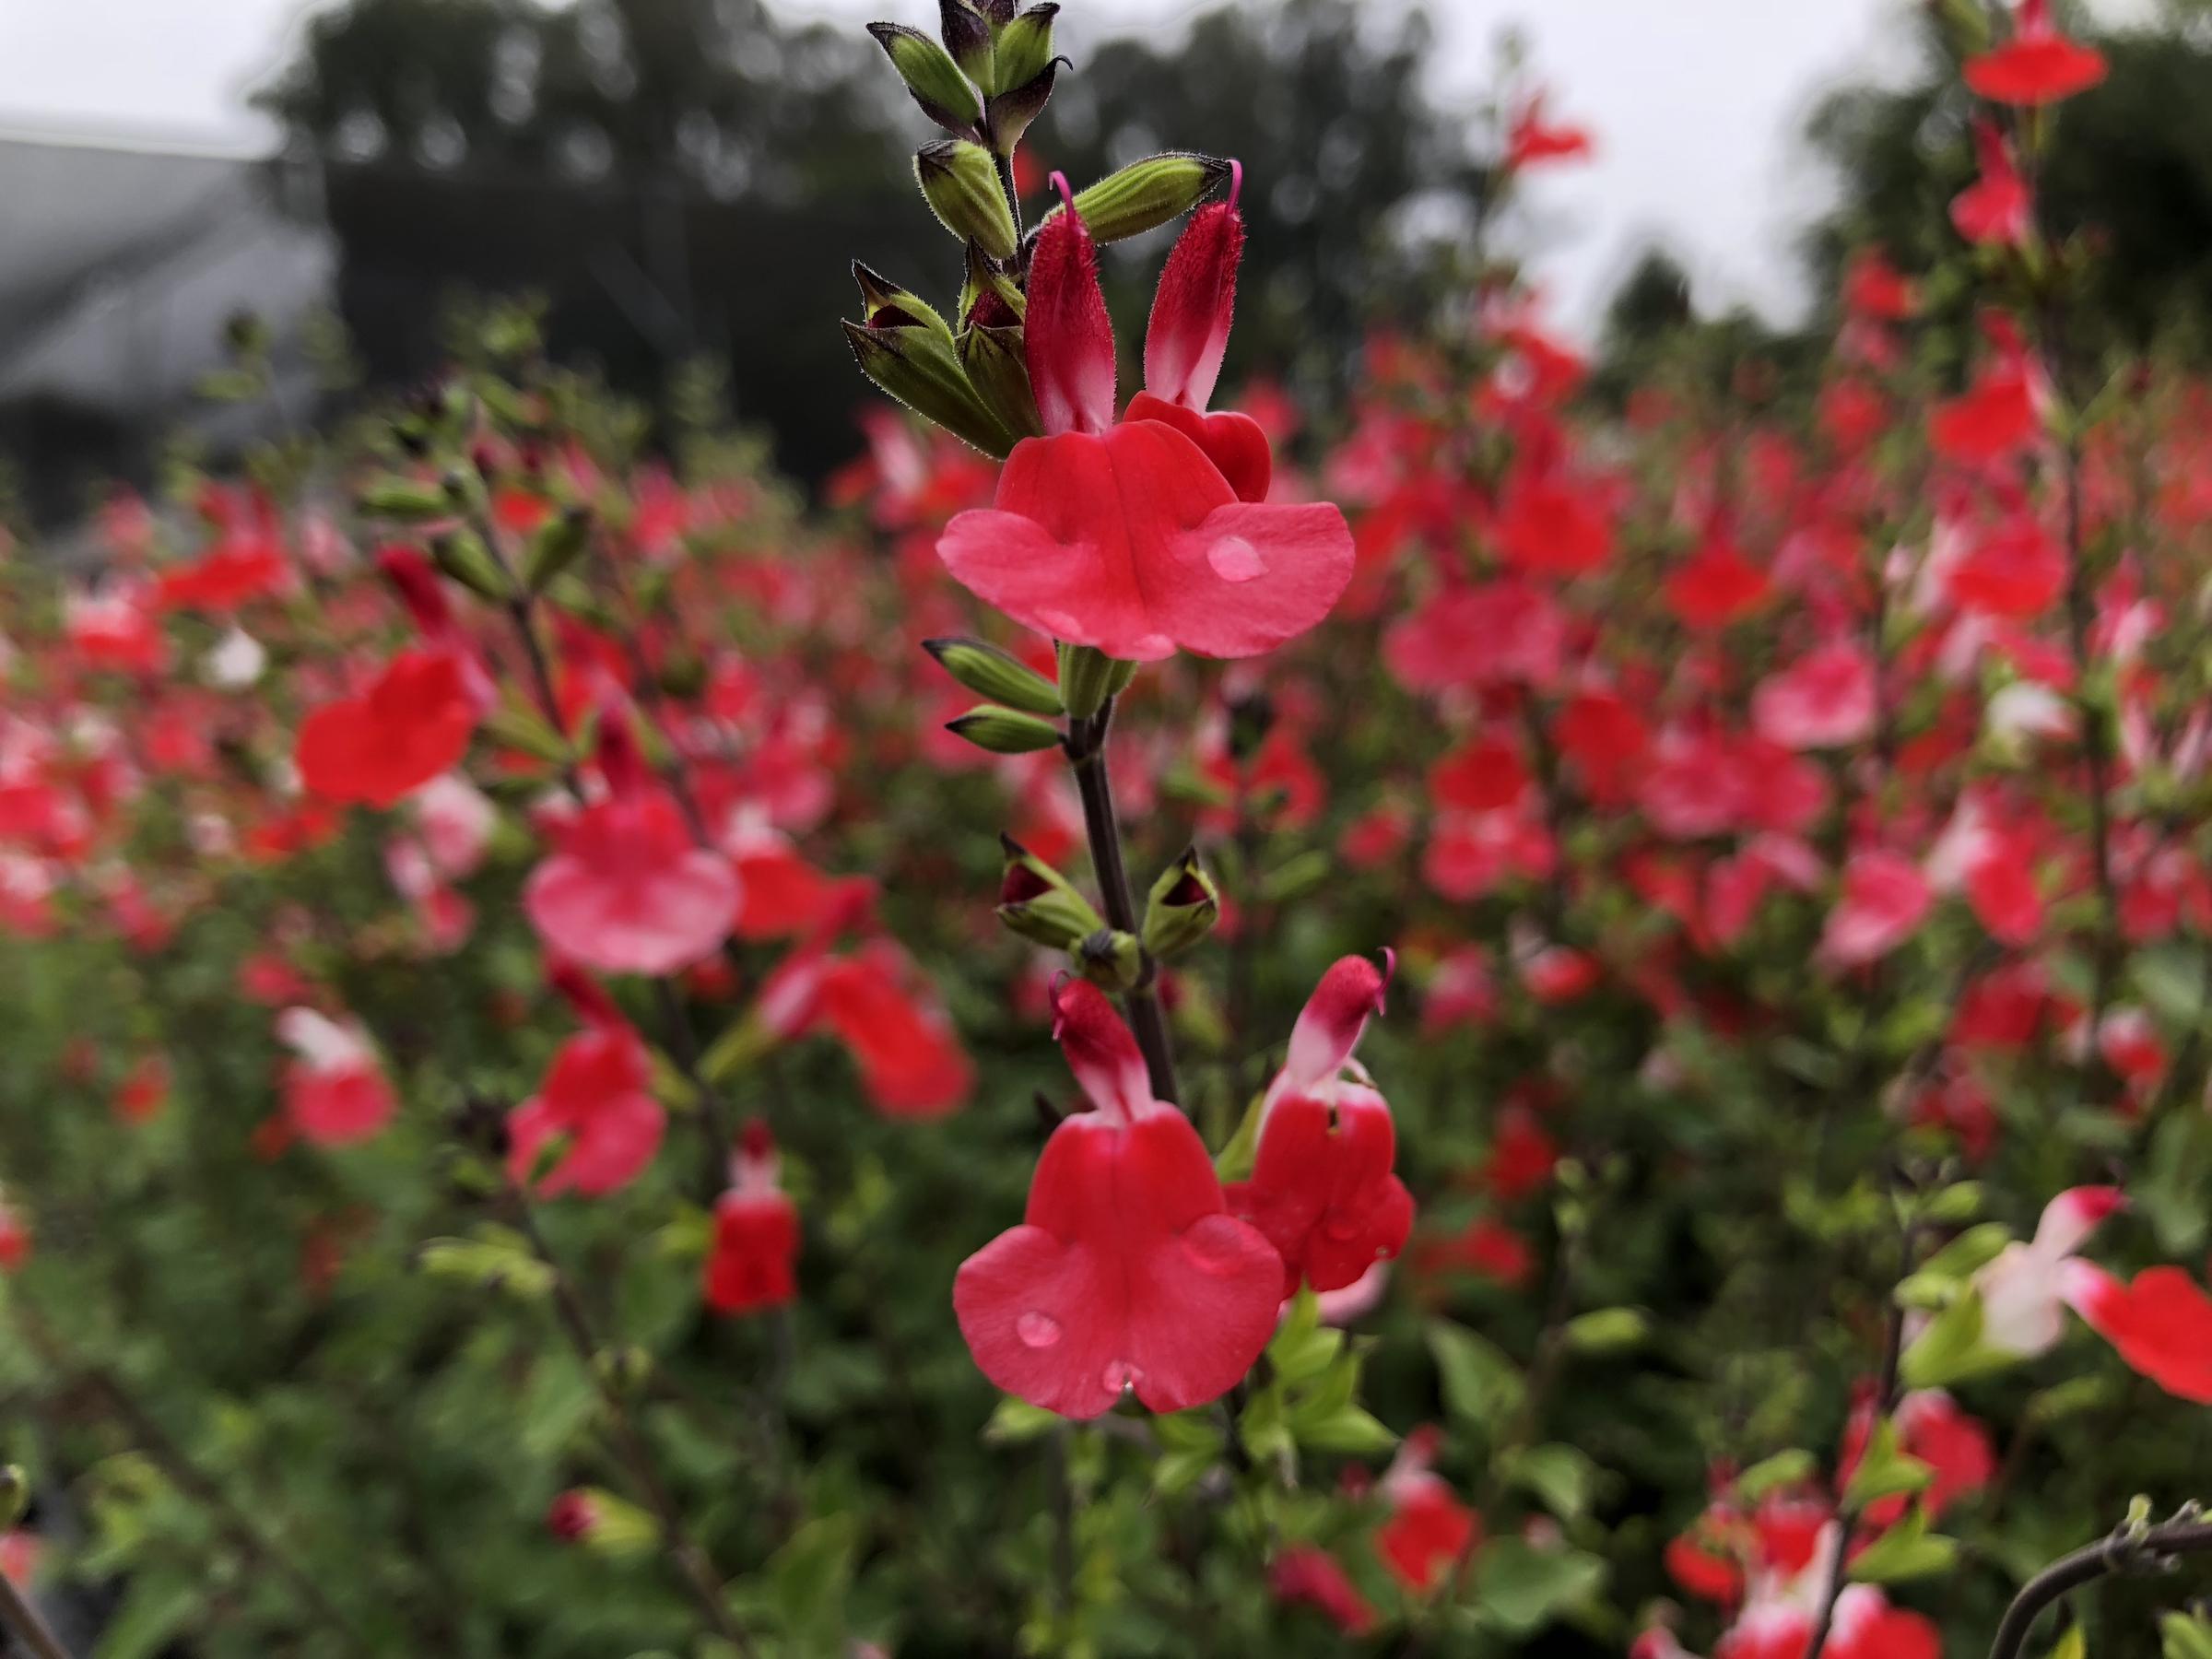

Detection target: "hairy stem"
[1065, 698, 1182, 1105]
[0, 1568, 74, 1659]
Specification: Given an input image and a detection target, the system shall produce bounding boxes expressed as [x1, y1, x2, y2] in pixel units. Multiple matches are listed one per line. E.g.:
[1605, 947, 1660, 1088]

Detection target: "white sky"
[0, 0, 2147, 335]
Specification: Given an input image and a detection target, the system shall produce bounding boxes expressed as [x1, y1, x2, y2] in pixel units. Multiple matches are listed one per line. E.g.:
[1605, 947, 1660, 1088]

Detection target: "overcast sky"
[0, 1, 2138, 334]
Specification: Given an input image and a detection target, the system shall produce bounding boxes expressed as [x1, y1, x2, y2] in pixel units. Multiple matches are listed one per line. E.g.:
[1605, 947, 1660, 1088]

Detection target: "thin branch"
[1989, 1516, 2212, 1659]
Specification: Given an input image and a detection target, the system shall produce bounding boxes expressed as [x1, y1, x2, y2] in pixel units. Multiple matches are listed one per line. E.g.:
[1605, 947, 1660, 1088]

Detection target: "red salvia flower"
[276, 1007, 397, 1146]
[1503, 91, 1594, 171]
[296, 648, 477, 808]
[524, 704, 740, 976]
[1964, 0, 2107, 106]
[1952, 119, 2030, 247]
[1225, 952, 1414, 1297]
[1373, 1429, 1478, 1595]
[112, 1054, 170, 1125]
[508, 961, 666, 1197]
[1124, 162, 1273, 503]
[705, 1120, 800, 1315]
[1821, 851, 1933, 968]
[0, 1199, 29, 1273]
[953, 980, 1282, 1418]
[1268, 1545, 1378, 1635]
[2061, 1262, 2212, 1403]
[937, 175, 1353, 661]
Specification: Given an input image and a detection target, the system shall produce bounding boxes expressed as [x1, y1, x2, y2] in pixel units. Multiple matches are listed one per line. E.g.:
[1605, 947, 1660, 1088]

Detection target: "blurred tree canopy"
[1801, 1, 2212, 357]
[255, 0, 1485, 481]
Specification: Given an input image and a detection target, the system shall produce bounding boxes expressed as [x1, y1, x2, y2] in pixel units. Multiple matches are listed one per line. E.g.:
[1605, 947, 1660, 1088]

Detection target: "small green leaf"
[1428, 1320, 1526, 1428]
[1471, 1538, 1608, 1635]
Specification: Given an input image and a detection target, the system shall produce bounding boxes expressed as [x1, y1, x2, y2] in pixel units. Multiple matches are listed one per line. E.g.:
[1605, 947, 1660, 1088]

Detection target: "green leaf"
[1563, 1307, 1650, 1354]
[1847, 1506, 1958, 1583]
[982, 1397, 1061, 1444]
[1913, 1222, 2014, 1284]
[1510, 1442, 1602, 1522]
[1428, 1320, 1525, 1428]
[1213, 1088, 1267, 1182]
[1269, 1285, 1343, 1384]
[1841, 1418, 1933, 1509]
[1471, 1538, 1608, 1635]
[2046, 1626, 2089, 1659]
[1735, 1449, 1818, 1503]
[767, 1512, 859, 1628]
[1900, 1291, 2018, 1389]
[2163, 1610, 2212, 1659]
[1293, 1405, 1396, 1457]
[2139, 1108, 2212, 1257]
[95, 1574, 201, 1659]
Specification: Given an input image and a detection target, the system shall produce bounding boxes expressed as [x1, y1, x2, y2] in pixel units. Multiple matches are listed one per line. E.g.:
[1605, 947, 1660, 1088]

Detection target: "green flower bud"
[959, 324, 1044, 440]
[959, 242, 1026, 324]
[1048, 152, 1233, 245]
[946, 702, 1064, 754]
[853, 261, 957, 344]
[523, 504, 593, 592]
[359, 475, 455, 521]
[992, 3, 1059, 97]
[428, 528, 513, 602]
[997, 833, 1104, 948]
[924, 636, 1063, 714]
[1077, 927, 1144, 991]
[867, 22, 984, 137]
[1057, 641, 1118, 719]
[986, 58, 1061, 157]
[938, 0, 996, 92]
[0, 1465, 26, 1530]
[915, 138, 1018, 262]
[842, 318, 1013, 458]
[1142, 846, 1220, 959]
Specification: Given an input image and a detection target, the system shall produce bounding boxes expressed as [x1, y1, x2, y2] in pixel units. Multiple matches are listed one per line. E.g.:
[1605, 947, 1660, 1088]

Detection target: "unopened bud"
[915, 139, 1018, 262]
[546, 1488, 600, 1543]
[359, 475, 454, 521]
[1057, 641, 1117, 719]
[1053, 152, 1233, 245]
[1142, 846, 1219, 959]
[523, 505, 593, 592]
[960, 243, 1026, 325]
[985, 56, 1061, 156]
[0, 1465, 25, 1529]
[992, 4, 1060, 99]
[946, 702, 1064, 754]
[924, 636, 1063, 714]
[853, 262, 958, 344]
[428, 528, 513, 602]
[1077, 927, 1144, 991]
[938, 0, 996, 90]
[842, 319, 1014, 458]
[867, 22, 984, 137]
[997, 833, 1103, 947]
[959, 324, 1045, 440]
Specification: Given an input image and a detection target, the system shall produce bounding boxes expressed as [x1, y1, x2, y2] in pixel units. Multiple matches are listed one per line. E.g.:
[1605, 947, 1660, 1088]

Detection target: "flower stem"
[1988, 1517, 2212, 1659]
[501, 1176, 758, 1655]
[1065, 698, 1181, 1105]
[0, 1568, 74, 1659]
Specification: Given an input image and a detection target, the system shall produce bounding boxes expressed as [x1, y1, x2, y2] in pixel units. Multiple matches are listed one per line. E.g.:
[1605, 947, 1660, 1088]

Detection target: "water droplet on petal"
[1182, 1219, 1252, 1276]
[1017, 1311, 1064, 1348]
[1037, 608, 1083, 638]
[1103, 1359, 1144, 1394]
[1208, 535, 1266, 583]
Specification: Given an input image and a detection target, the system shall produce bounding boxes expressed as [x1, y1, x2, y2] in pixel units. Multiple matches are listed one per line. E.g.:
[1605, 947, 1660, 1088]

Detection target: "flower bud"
[523, 504, 593, 592]
[1052, 152, 1233, 245]
[915, 139, 1018, 262]
[992, 4, 1059, 98]
[1143, 846, 1220, 959]
[428, 528, 513, 601]
[1057, 641, 1117, 719]
[1077, 927, 1145, 991]
[925, 636, 1063, 714]
[998, 833, 1104, 947]
[842, 318, 1013, 458]
[853, 261, 958, 344]
[959, 324, 1045, 440]
[0, 1465, 26, 1529]
[938, 0, 996, 91]
[959, 243, 1026, 325]
[946, 702, 1064, 754]
[359, 475, 454, 521]
[986, 59, 1060, 159]
[867, 22, 984, 137]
